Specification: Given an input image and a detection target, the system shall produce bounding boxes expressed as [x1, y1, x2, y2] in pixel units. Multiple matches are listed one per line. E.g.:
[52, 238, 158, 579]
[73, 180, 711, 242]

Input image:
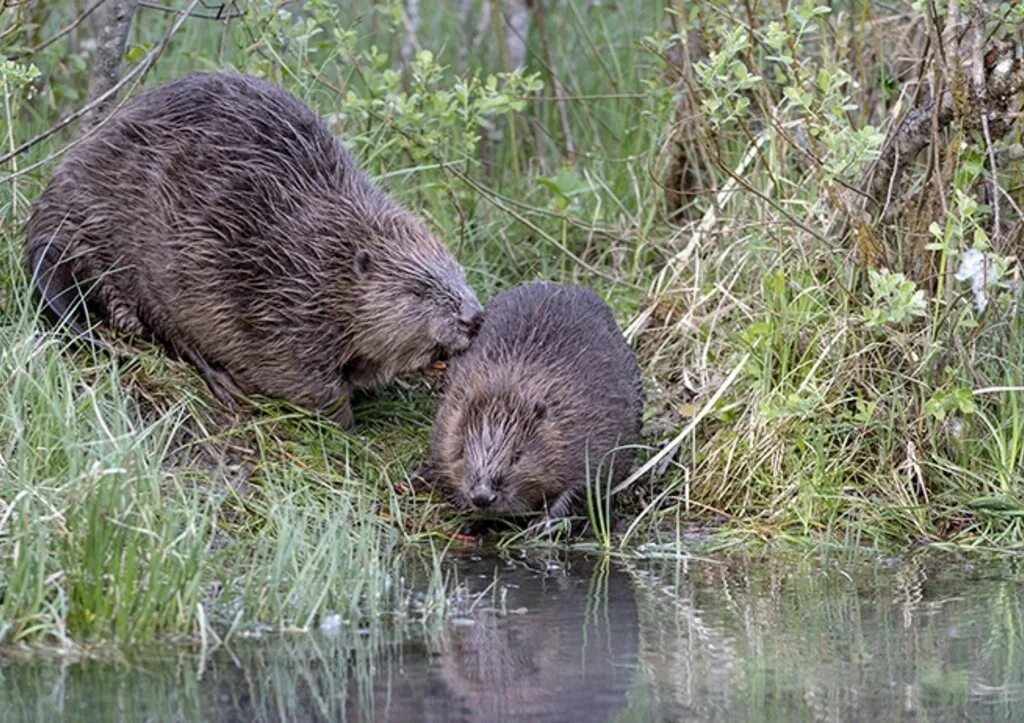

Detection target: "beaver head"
[438, 385, 569, 515]
[341, 210, 483, 385]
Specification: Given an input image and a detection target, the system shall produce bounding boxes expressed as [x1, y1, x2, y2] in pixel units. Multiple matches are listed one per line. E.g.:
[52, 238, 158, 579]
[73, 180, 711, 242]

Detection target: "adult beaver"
[26, 72, 483, 427]
[422, 281, 643, 518]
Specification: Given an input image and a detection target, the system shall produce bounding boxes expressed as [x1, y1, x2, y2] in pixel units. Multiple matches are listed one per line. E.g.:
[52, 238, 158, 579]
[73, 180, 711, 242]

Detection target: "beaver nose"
[458, 299, 484, 336]
[470, 487, 496, 509]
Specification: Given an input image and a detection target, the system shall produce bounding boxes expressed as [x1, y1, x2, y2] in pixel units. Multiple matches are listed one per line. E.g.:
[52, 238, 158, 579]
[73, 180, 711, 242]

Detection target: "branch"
[0, 0, 202, 167]
[137, 1, 243, 20]
[81, 0, 139, 131]
[8, 0, 107, 59]
[865, 98, 954, 210]
[857, 37, 1024, 218]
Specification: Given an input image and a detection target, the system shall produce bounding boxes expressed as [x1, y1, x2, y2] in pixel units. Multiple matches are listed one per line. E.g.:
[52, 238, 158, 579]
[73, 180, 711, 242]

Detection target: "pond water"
[2, 549, 1023, 722]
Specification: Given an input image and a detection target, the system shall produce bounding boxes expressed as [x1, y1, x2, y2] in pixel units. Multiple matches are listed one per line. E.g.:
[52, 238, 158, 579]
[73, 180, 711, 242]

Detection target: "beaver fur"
[423, 281, 643, 518]
[25, 71, 483, 427]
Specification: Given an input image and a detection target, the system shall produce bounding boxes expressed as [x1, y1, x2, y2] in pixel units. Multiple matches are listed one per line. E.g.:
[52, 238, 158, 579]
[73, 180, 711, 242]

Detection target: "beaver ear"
[533, 401, 547, 420]
[353, 249, 373, 276]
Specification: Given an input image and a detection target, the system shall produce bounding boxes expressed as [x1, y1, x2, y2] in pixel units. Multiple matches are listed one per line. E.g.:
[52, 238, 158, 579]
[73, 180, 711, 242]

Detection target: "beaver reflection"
[376, 556, 640, 723]
[9, 557, 639, 722]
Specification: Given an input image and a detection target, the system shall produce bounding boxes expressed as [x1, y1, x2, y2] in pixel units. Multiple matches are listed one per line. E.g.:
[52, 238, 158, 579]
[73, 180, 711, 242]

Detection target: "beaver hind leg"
[175, 345, 248, 410]
[318, 392, 354, 430]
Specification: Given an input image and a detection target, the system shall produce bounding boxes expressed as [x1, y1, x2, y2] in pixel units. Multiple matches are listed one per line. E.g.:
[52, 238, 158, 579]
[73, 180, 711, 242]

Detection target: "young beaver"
[423, 281, 643, 518]
[25, 72, 482, 428]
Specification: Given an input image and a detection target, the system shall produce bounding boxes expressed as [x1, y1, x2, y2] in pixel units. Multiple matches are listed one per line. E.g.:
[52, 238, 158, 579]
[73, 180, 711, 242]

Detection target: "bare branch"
[9, 0, 107, 59]
[136, 1, 242, 20]
[0, 0, 202, 167]
[859, 38, 1024, 216]
[81, 0, 139, 131]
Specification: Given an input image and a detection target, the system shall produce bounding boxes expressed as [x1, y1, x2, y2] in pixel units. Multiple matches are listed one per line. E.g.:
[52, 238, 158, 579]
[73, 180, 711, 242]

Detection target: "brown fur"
[25, 72, 482, 427]
[424, 282, 643, 518]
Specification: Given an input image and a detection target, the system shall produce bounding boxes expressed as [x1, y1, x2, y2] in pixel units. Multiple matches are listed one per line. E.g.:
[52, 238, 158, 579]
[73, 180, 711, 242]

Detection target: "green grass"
[0, 281, 448, 646]
[2, 0, 1024, 649]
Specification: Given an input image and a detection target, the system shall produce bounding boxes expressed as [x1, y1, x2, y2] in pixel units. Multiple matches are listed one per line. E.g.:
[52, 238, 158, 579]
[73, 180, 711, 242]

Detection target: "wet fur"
[25, 72, 482, 425]
[425, 282, 643, 518]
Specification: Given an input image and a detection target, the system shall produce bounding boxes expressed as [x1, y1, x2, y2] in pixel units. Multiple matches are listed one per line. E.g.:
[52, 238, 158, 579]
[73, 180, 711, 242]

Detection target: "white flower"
[955, 248, 999, 311]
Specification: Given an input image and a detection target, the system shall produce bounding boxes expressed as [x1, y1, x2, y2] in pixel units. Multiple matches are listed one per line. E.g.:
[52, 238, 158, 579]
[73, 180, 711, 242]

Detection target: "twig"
[531, 0, 575, 161]
[0, 0, 201, 167]
[8, 0, 107, 59]
[137, 0, 240, 18]
[444, 161, 627, 283]
[654, 129, 769, 292]
[2, 62, 22, 216]
[137, 0, 242, 19]
[973, 386, 1024, 395]
[611, 353, 749, 496]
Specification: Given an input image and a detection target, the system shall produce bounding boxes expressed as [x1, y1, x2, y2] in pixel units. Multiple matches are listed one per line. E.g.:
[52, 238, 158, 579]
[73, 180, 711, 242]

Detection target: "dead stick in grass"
[611, 353, 749, 496]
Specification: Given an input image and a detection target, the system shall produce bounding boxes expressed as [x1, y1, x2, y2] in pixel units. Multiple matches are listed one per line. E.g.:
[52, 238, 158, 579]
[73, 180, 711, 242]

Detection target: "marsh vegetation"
[2, 0, 1024, 656]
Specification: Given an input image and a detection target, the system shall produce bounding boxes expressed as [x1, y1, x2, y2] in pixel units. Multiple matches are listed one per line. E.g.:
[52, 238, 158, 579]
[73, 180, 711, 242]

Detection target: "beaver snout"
[469, 485, 497, 509]
[463, 472, 498, 509]
[457, 298, 484, 337]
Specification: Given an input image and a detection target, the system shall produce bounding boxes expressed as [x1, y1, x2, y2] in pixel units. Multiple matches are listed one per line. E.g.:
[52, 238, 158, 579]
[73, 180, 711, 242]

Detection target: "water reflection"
[362, 555, 639, 722]
[2, 552, 1023, 722]
[624, 552, 1024, 722]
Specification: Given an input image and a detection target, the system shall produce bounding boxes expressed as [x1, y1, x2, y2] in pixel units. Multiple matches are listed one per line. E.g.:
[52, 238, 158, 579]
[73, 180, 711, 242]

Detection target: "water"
[2, 550, 1023, 722]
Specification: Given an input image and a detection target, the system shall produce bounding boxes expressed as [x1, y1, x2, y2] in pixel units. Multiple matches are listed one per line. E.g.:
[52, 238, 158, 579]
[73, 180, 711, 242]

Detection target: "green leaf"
[125, 44, 147, 63]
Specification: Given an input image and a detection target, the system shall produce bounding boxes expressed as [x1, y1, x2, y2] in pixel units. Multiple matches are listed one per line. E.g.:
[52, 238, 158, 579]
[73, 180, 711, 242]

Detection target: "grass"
[0, 289, 443, 646]
[2, 0, 1024, 649]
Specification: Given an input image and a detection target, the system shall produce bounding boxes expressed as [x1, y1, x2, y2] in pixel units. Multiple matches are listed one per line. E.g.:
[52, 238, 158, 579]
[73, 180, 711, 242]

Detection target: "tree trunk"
[81, 0, 137, 131]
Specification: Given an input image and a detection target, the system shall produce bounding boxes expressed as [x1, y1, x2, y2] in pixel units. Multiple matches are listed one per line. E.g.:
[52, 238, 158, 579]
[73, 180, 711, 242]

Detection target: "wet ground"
[2, 549, 1023, 722]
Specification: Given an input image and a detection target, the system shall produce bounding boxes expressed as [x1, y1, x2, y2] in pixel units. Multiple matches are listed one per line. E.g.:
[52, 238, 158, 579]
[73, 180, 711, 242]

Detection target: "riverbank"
[3, 1, 1024, 649]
